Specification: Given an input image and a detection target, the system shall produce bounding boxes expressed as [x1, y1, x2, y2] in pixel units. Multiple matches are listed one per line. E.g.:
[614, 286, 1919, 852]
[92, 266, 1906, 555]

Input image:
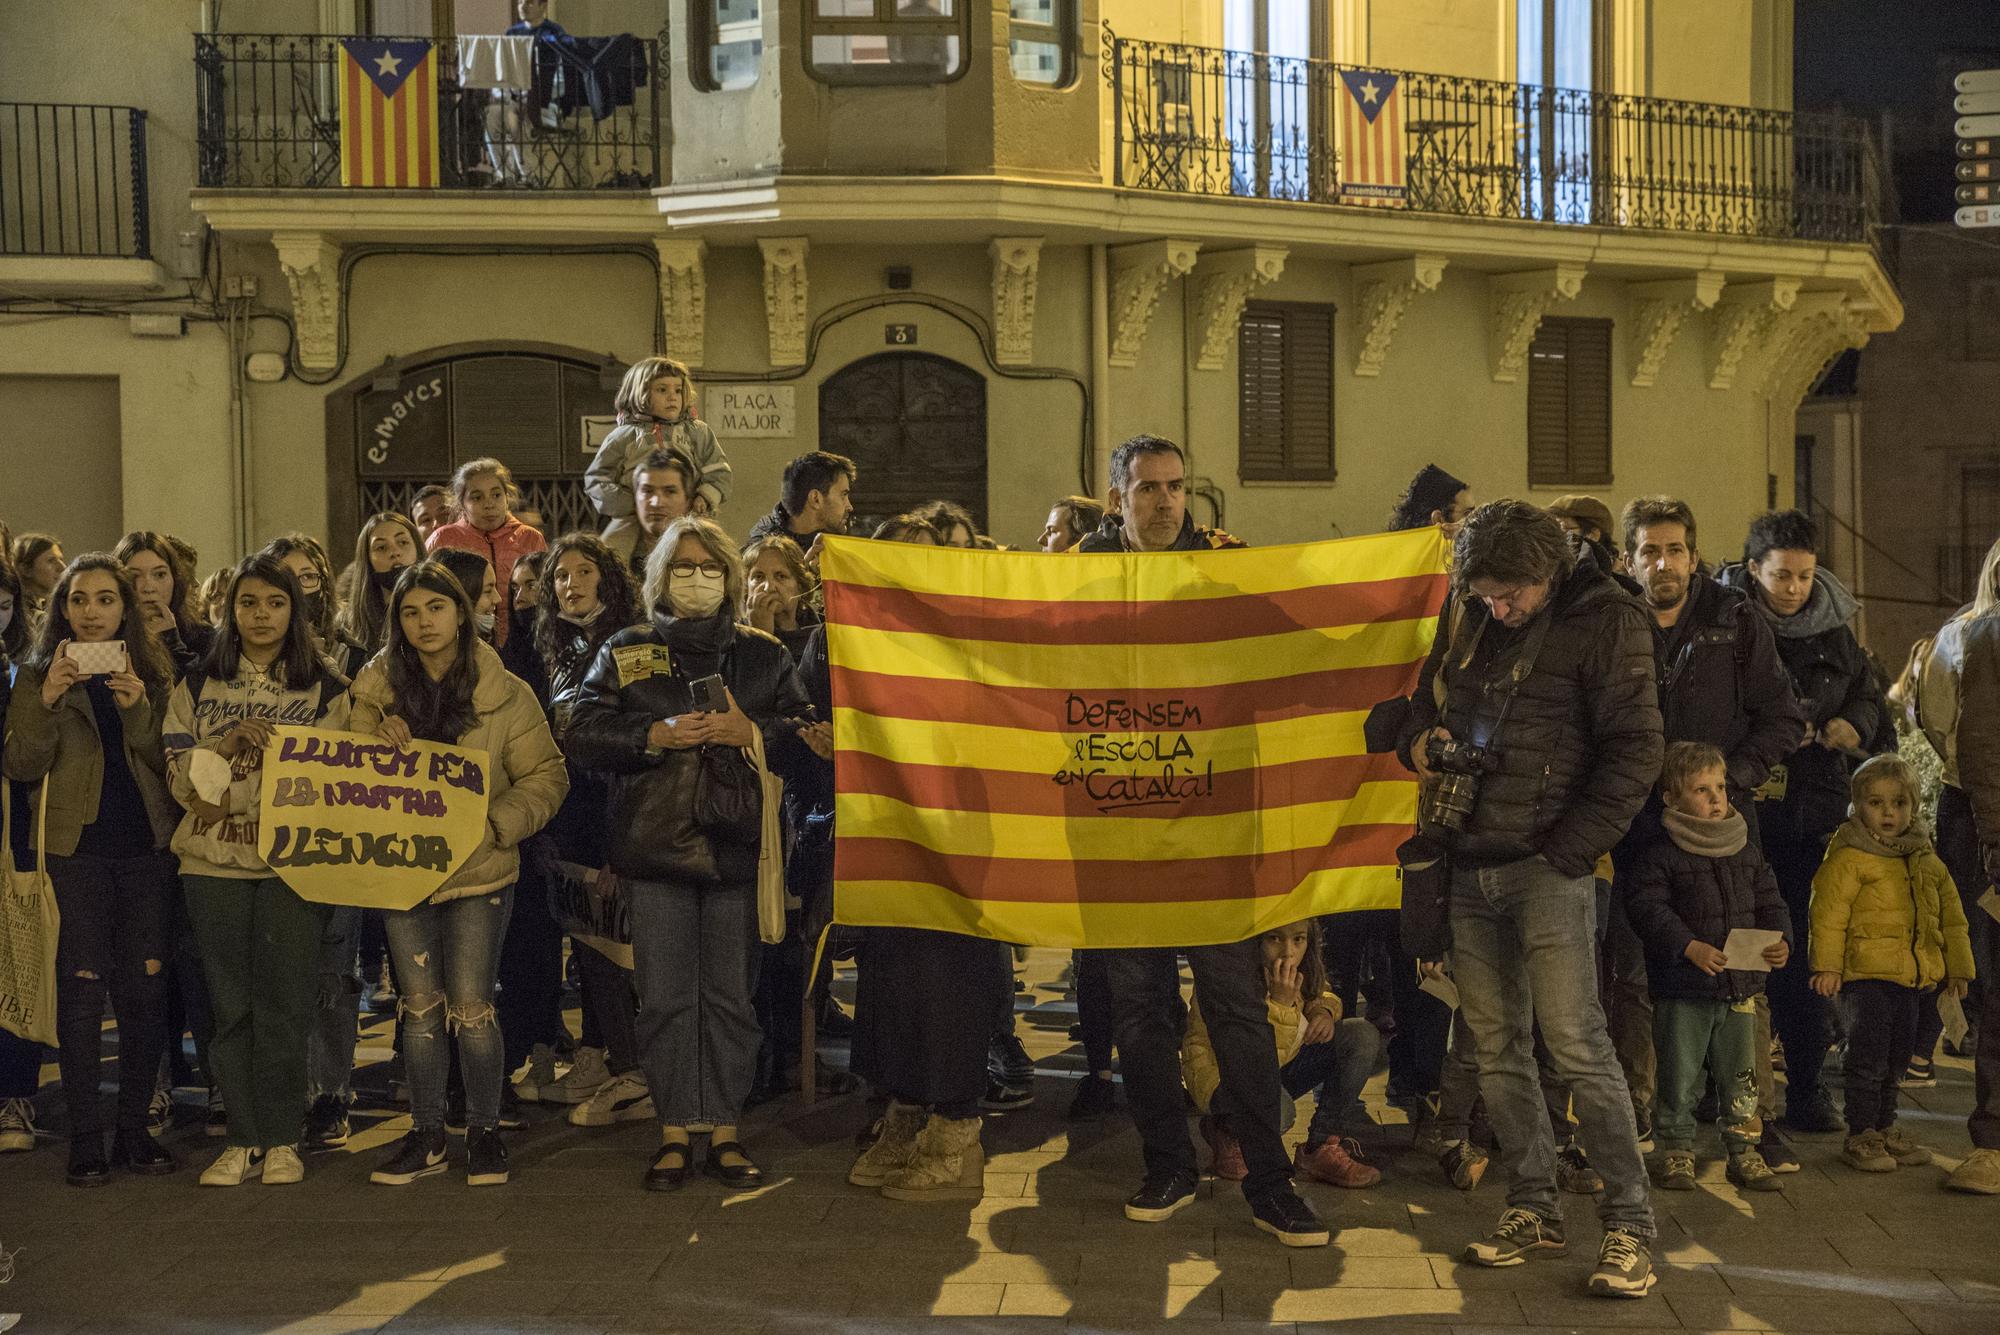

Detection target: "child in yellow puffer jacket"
[1809, 754, 1975, 1173]
[1181, 919, 1383, 1189]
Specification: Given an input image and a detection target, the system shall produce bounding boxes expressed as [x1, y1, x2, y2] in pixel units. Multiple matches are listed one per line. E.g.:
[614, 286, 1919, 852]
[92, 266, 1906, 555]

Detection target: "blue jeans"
[383, 888, 512, 1133]
[307, 906, 361, 1105]
[1652, 996, 1759, 1155]
[1451, 854, 1654, 1238]
[628, 878, 761, 1126]
[1280, 1016, 1381, 1144]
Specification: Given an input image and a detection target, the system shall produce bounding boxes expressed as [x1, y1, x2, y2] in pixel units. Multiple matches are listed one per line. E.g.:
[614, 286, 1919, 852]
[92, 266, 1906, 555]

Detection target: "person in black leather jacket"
[565, 516, 811, 1193]
[1716, 509, 1886, 1134]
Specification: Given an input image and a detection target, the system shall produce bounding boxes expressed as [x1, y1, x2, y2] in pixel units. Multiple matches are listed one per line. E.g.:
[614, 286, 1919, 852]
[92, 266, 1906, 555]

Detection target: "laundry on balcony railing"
[195, 32, 661, 191]
[1, 102, 150, 258]
[1105, 30, 1882, 245]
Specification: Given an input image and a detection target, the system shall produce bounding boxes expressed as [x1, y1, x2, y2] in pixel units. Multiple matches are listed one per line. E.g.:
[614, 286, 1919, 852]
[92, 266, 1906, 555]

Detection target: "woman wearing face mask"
[352, 561, 568, 1188]
[1717, 509, 1888, 1138]
[115, 532, 213, 681]
[5, 556, 181, 1185]
[567, 516, 813, 1190]
[433, 549, 503, 647]
[337, 512, 425, 680]
[501, 551, 549, 689]
[163, 555, 351, 1186]
[262, 534, 347, 664]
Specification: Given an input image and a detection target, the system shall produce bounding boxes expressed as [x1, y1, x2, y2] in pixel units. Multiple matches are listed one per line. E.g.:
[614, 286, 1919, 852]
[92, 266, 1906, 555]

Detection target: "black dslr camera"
[1421, 734, 1498, 833]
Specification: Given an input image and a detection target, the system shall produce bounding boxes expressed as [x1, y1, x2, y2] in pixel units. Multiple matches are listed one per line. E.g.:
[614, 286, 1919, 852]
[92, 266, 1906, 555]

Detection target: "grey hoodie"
[1716, 562, 1859, 640]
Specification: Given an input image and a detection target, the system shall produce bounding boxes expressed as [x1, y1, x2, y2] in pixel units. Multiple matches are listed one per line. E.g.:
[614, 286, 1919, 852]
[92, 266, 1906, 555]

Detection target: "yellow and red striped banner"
[338, 38, 440, 188]
[821, 528, 1448, 948]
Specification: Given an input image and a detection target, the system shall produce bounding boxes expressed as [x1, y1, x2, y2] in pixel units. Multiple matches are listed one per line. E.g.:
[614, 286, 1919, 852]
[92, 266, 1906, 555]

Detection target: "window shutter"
[1526, 316, 1611, 487]
[1238, 300, 1335, 482]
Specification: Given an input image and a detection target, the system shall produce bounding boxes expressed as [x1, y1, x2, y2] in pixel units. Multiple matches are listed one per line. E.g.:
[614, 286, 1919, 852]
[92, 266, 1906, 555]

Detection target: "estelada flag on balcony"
[820, 529, 1448, 949]
[337, 38, 440, 188]
[1338, 68, 1407, 207]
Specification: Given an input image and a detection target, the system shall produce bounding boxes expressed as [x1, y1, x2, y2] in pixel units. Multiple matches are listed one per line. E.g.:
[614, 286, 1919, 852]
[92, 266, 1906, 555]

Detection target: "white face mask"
[668, 569, 727, 618]
[475, 611, 497, 637]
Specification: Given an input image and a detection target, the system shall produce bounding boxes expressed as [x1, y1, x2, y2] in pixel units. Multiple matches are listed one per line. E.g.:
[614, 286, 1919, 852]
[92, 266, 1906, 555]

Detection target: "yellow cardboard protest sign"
[257, 725, 491, 910]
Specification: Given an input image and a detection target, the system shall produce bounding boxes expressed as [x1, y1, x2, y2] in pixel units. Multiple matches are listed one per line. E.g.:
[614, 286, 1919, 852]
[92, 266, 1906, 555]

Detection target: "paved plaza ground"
[2, 949, 1997, 1335]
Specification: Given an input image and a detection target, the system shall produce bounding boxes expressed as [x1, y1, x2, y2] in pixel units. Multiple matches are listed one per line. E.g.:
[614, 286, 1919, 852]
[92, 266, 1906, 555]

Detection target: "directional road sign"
[1959, 113, 2000, 137]
[1957, 69, 2000, 95]
[1959, 205, 2000, 228]
[1960, 91, 2000, 115]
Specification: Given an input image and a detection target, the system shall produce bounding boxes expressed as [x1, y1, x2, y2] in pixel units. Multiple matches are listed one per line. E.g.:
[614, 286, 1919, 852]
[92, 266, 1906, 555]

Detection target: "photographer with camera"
[1397, 501, 1663, 1298]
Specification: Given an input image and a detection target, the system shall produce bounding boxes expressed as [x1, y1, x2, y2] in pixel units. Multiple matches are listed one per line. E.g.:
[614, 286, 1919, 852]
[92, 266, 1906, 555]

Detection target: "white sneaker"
[569, 1071, 655, 1127]
[262, 1144, 305, 1185]
[511, 1043, 560, 1102]
[542, 1046, 611, 1106]
[0, 1097, 35, 1152]
[201, 1146, 265, 1187]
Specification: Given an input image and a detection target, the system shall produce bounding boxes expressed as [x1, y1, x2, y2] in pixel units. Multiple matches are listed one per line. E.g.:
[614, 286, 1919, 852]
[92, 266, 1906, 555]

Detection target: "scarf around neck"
[1662, 806, 1748, 858]
[1835, 816, 1931, 861]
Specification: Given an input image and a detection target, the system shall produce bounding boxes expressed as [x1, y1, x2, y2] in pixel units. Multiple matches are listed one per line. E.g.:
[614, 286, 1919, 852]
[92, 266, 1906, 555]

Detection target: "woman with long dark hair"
[525, 534, 647, 1115]
[567, 516, 813, 1190]
[4, 555, 181, 1185]
[163, 555, 350, 1186]
[336, 511, 424, 679]
[115, 531, 213, 680]
[351, 560, 567, 1187]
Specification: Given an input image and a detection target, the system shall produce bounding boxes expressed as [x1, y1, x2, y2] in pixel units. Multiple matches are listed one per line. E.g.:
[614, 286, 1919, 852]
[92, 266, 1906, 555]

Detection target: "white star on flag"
[1359, 78, 1381, 104]
[374, 50, 402, 77]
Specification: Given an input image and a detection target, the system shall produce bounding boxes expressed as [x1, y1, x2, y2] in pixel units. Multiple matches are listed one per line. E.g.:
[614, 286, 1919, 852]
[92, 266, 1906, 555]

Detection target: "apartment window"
[1237, 301, 1335, 482]
[806, 0, 967, 85]
[1526, 316, 1612, 487]
[1008, 0, 1074, 87]
[692, 0, 763, 91]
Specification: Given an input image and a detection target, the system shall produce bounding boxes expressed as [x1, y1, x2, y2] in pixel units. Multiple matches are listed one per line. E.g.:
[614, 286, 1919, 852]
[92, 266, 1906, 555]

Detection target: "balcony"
[1, 102, 150, 258]
[194, 33, 661, 193]
[1107, 32, 1883, 247]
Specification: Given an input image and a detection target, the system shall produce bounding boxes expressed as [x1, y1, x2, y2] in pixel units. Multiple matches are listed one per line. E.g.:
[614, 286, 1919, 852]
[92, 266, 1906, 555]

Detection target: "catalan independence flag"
[1338, 68, 1407, 207]
[821, 528, 1449, 949]
[338, 38, 440, 188]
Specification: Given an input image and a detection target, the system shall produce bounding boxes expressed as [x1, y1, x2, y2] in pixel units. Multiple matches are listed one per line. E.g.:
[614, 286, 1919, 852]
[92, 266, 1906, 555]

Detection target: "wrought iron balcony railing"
[1107, 32, 1882, 245]
[195, 33, 661, 191]
[1, 102, 150, 258]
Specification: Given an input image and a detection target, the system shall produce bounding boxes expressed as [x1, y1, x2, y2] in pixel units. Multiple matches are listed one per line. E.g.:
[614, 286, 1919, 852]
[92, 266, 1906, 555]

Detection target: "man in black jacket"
[1079, 435, 1326, 1249]
[1399, 501, 1663, 1298]
[1612, 497, 1807, 1169]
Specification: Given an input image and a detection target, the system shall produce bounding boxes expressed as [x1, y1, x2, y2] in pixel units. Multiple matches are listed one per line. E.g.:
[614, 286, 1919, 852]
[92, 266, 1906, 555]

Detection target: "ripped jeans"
[383, 887, 512, 1134]
[48, 850, 176, 1139]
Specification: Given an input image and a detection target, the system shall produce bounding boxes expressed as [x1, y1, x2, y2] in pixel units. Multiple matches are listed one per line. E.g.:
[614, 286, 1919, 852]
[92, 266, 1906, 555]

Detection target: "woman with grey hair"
[565, 515, 814, 1191]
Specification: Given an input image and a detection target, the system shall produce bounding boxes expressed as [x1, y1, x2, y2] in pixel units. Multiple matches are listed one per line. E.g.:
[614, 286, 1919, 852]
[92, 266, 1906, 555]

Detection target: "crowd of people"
[0, 355, 1996, 1305]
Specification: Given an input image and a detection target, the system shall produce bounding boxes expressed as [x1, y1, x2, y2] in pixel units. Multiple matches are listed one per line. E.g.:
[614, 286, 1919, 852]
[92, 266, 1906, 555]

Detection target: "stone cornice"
[1351, 254, 1447, 377]
[1108, 238, 1200, 368]
[1192, 245, 1288, 371]
[1488, 265, 1586, 383]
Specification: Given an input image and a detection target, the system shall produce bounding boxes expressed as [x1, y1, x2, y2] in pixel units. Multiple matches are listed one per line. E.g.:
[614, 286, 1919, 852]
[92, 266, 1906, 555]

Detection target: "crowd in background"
[0, 356, 1995, 1304]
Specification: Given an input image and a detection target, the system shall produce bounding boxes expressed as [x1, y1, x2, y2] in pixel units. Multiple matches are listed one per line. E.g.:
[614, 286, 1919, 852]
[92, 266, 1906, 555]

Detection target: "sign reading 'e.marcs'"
[257, 726, 491, 910]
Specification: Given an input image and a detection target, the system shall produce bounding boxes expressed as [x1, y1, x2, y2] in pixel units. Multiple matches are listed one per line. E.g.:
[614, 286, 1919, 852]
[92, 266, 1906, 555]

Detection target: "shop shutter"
[1238, 300, 1335, 482]
[1526, 317, 1612, 487]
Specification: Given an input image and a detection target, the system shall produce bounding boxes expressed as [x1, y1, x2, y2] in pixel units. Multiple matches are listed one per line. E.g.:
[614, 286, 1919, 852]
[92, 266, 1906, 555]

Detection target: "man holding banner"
[1399, 501, 1664, 1298]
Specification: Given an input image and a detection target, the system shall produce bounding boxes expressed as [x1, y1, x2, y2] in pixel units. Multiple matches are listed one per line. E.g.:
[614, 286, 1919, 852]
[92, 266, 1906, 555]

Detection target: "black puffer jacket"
[565, 608, 811, 885]
[1715, 564, 1884, 843]
[1624, 829, 1790, 1002]
[1398, 544, 1663, 877]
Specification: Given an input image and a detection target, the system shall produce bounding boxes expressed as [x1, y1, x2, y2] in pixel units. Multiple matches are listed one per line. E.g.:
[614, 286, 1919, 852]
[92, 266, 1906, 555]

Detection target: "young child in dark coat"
[1624, 742, 1793, 1193]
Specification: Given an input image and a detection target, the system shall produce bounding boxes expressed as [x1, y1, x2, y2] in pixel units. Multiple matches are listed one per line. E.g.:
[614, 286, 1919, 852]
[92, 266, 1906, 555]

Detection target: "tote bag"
[745, 727, 786, 946]
[0, 779, 59, 1046]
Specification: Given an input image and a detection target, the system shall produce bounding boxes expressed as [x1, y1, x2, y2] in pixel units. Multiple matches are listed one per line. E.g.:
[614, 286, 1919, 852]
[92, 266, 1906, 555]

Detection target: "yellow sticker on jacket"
[612, 643, 672, 687]
[1754, 763, 1788, 803]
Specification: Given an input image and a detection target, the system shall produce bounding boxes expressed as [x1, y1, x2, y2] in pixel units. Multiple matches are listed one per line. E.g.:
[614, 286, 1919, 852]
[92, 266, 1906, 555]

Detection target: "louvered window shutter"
[1527, 317, 1612, 487]
[1238, 301, 1335, 482]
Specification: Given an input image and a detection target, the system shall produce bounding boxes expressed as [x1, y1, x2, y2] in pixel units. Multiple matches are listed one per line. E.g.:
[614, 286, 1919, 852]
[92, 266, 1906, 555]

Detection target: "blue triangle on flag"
[341, 38, 433, 99]
[1339, 69, 1398, 124]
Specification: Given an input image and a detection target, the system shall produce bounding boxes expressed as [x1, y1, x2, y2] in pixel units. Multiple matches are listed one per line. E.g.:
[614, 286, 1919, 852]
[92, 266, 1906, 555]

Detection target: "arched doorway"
[324, 341, 621, 555]
[818, 352, 987, 535]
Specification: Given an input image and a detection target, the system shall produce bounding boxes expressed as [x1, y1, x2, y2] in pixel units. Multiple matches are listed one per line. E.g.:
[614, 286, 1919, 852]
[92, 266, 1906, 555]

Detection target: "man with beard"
[1614, 496, 1806, 1174]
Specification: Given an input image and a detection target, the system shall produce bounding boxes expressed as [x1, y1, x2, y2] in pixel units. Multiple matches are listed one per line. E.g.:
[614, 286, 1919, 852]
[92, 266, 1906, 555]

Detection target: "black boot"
[111, 1127, 177, 1176]
[67, 1133, 111, 1187]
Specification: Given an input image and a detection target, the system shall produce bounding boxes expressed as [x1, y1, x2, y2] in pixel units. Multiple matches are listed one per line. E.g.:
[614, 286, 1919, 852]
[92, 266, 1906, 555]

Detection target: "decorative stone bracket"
[759, 236, 810, 368]
[273, 231, 342, 372]
[990, 237, 1043, 367]
[1352, 254, 1447, 377]
[1761, 293, 1869, 410]
[654, 238, 707, 370]
[1488, 265, 1586, 383]
[1109, 238, 1200, 368]
[1191, 245, 1287, 371]
[1706, 278, 1798, 390]
[1627, 271, 1724, 387]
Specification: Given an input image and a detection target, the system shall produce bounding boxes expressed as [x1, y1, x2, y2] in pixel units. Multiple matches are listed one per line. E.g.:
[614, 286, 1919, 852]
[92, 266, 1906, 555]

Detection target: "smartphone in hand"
[64, 640, 129, 677]
[689, 674, 728, 714]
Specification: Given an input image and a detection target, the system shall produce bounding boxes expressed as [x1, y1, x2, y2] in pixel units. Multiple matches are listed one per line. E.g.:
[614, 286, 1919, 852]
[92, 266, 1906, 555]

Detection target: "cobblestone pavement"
[1, 949, 1996, 1334]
